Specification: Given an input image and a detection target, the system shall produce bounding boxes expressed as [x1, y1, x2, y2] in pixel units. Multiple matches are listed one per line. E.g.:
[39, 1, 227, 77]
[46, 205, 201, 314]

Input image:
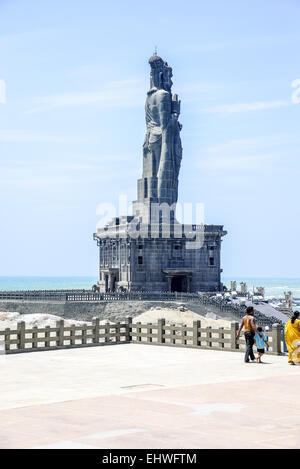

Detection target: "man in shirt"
[236, 306, 262, 363]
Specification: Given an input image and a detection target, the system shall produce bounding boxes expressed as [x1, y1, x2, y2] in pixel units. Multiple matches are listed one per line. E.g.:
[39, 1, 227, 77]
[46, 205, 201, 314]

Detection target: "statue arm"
[156, 90, 171, 130]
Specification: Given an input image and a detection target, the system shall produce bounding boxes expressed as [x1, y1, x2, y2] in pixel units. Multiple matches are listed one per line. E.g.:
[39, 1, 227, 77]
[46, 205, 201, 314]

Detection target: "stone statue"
[142, 54, 182, 206]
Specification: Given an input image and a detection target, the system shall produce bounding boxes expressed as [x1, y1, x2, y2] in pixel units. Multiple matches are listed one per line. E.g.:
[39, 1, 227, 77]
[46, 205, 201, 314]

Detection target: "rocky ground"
[131, 305, 231, 328]
[0, 312, 86, 329]
[0, 303, 232, 330]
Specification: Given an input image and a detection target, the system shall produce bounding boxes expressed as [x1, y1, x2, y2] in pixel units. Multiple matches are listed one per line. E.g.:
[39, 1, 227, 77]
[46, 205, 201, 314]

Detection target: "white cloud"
[0, 129, 84, 144]
[205, 100, 290, 115]
[26, 79, 144, 114]
[0, 156, 138, 188]
[0, 79, 6, 104]
[195, 133, 299, 172]
[0, 171, 120, 188]
[204, 134, 300, 153]
[180, 82, 224, 99]
[291, 79, 300, 104]
[197, 153, 274, 171]
[179, 33, 300, 54]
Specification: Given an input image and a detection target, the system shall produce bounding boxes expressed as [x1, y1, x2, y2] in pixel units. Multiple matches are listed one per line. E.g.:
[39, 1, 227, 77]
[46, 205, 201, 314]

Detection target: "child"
[254, 327, 269, 363]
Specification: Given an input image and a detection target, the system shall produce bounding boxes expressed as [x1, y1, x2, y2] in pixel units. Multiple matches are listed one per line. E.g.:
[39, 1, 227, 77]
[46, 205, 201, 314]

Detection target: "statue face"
[149, 62, 173, 91]
[163, 66, 173, 91]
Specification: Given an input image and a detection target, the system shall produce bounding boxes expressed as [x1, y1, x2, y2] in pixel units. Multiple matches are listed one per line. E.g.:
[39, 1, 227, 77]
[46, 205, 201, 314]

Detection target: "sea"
[0, 276, 300, 299]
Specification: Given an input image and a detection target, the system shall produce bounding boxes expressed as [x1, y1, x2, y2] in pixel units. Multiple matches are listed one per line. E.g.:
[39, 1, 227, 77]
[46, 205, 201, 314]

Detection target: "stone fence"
[0, 290, 200, 302]
[0, 318, 283, 355]
[0, 289, 283, 328]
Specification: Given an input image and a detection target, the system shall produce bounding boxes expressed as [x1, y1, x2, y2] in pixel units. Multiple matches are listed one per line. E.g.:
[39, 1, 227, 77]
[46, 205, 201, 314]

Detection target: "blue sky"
[0, 0, 299, 278]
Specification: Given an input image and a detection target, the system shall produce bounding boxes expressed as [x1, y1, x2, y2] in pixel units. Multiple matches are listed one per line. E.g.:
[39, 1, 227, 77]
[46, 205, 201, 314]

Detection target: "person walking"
[284, 311, 300, 365]
[254, 327, 269, 363]
[236, 306, 262, 363]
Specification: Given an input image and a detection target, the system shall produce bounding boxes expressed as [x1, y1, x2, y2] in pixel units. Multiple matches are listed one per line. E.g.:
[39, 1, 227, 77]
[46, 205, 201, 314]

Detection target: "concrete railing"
[131, 319, 282, 355]
[0, 319, 130, 354]
[0, 290, 200, 302]
[0, 290, 283, 328]
[65, 292, 200, 302]
[0, 318, 283, 355]
[0, 290, 87, 301]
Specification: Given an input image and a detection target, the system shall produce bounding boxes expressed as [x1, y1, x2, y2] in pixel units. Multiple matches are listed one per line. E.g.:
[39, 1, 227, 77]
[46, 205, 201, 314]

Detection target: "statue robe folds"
[143, 63, 182, 207]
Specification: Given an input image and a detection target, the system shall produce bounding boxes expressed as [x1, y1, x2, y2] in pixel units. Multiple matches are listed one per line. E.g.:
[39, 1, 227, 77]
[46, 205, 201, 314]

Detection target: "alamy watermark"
[96, 195, 205, 249]
[291, 79, 300, 104]
[0, 79, 6, 104]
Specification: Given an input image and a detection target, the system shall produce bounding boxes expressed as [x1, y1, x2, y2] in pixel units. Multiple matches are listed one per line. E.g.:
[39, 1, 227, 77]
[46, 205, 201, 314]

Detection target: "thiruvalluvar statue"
[143, 54, 182, 206]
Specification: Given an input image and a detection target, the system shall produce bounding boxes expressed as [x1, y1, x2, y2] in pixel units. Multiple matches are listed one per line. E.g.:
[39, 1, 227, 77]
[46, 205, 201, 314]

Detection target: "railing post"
[4, 328, 10, 353]
[82, 323, 87, 345]
[136, 322, 142, 342]
[92, 317, 100, 344]
[231, 322, 239, 351]
[148, 323, 152, 343]
[105, 322, 110, 343]
[70, 323, 76, 346]
[193, 320, 200, 347]
[56, 320, 64, 347]
[282, 326, 288, 353]
[45, 325, 50, 349]
[157, 318, 165, 344]
[181, 324, 187, 345]
[272, 323, 282, 355]
[17, 321, 26, 351]
[126, 317, 132, 342]
[32, 326, 38, 349]
[0, 332, 4, 355]
[115, 322, 120, 343]
[171, 324, 176, 344]
[206, 326, 212, 348]
[219, 326, 225, 349]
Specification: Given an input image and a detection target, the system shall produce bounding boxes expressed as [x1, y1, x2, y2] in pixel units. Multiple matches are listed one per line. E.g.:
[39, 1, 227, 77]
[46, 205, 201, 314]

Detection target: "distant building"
[285, 291, 293, 308]
[94, 54, 227, 292]
[256, 287, 265, 298]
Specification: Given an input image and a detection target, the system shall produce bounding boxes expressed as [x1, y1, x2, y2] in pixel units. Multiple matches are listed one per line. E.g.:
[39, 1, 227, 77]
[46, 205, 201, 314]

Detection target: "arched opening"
[105, 275, 109, 292]
[111, 275, 116, 292]
[171, 276, 187, 292]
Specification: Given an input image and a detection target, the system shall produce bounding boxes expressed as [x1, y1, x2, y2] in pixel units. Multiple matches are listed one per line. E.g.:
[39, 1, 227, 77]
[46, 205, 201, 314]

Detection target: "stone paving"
[0, 344, 299, 449]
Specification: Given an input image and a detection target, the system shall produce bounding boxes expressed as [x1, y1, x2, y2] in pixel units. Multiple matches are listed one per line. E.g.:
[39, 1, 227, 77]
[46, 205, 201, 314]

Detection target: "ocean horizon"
[0, 276, 300, 299]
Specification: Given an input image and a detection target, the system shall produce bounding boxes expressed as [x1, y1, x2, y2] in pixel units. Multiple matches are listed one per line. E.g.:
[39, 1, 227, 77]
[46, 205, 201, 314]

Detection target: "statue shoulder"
[147, 87, 158, 96]
[147, 88, 170, 99]
[153, 89, 171, 110]
[156, 89, 170, 99]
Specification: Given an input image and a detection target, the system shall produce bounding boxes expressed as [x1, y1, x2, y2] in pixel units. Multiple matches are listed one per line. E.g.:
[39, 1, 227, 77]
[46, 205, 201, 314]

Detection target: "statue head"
[149, 54, 173, 91]
[162, 63, 173, 92]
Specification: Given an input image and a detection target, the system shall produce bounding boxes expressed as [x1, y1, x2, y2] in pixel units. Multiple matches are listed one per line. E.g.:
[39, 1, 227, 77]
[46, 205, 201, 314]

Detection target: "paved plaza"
[0, 344, 299, 449]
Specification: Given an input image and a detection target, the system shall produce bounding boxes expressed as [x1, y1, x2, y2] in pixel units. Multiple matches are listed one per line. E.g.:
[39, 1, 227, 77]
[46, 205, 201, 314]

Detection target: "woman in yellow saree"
[284, 312, 300, 365]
